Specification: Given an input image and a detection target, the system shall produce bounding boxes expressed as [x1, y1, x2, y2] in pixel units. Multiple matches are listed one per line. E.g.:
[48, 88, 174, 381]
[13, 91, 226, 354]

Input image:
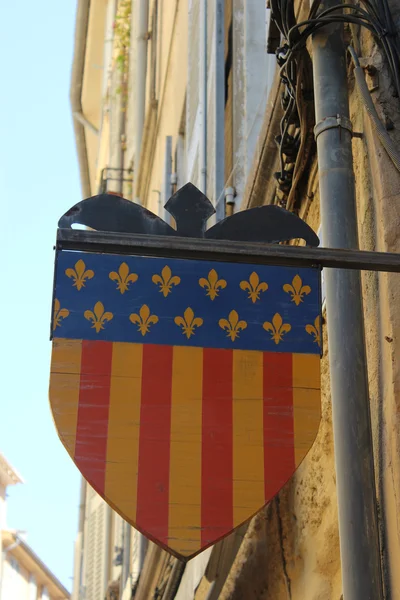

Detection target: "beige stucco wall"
[354, 28, 400, 594]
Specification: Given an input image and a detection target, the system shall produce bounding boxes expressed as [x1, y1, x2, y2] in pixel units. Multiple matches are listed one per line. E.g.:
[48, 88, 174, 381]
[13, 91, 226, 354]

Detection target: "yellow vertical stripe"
[105, 343, 142, 522]
[168, 346, 203, 556]
[292, 354, 321, 467]
[232, 350, 264, 526]
[49, 338, 82, 456]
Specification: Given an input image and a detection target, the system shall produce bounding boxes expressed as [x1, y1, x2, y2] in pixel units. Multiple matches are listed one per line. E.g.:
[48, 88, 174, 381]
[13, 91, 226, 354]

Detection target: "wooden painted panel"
[292, 354, 321, 467]
[201, 348, 233, 548]
[49, 338, 82, 456]
[50, 250, 321, 560]
[52, 251, 321, 354]
[232, 350, 264, 526]
[169, 346, 202, 556]
[104, 342, 142, 518]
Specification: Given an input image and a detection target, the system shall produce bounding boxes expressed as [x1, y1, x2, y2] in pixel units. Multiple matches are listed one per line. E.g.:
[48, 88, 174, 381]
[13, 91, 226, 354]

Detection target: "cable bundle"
[269, 0, 400, 205]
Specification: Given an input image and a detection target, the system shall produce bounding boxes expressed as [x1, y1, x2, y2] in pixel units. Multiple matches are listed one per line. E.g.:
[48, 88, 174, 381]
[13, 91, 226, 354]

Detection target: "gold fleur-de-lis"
[65, 259, 94, 291]
[283, 275, 311, 306]
[263, 313, 291, 345]
[129, 305, 159, 336]
[199, 269, 227, 300]
[174, 307, 203, 339]
[53, 298, 69, 330]
[152, 266, 181, 297]
[305, 315, 321, 346]
[219, 310, 247, 341]
[240, 272, 268, 303]
[109, 262, 138, 294]
[84, 301, 114, 333]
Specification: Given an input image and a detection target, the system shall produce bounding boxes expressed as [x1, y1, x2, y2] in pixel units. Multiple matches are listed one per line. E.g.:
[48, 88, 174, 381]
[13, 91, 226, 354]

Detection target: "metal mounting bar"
[72, 111, 99, 136]
[56, 229, 400, 273]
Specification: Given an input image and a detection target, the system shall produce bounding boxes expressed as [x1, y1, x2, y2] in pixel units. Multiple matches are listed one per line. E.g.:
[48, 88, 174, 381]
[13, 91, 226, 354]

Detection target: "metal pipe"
[133, 0, 149, 204]
[70, 0, 91, 198]
[117, 66, 127, 196]
[205, 581, 216, 600]
[199, 0, 208, 194]
[162, 559, 185, 600]
[102, 0, 116, 100]
[119, 520, 131, 598]
[56, 228, 400, 273]
[225, 186, 235, 216]
[214, 0, 225, 219]
[103, 506, 112, 596]
[111, 0, 128, 197]
[312, 2, 383, 599]
[72, 111, 99, 136]
[104, 0, 123, 196]
[100, 0, 117, 186]
[76, 478, 86, 599]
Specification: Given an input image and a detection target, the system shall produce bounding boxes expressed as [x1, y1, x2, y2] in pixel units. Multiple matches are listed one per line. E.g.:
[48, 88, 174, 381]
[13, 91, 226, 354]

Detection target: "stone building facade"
[69, 0, 400, 598]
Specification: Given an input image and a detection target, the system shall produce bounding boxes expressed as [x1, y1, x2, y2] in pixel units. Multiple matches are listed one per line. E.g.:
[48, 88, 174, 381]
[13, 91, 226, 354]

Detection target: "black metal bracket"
[56, 182, 400, 272]
[58, 182, 320, 247]
[56, 229, 400, 273]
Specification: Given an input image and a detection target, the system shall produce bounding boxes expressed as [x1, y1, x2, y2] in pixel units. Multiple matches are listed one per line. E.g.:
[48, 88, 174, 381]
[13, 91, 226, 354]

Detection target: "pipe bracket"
[314, 114, 353, 140]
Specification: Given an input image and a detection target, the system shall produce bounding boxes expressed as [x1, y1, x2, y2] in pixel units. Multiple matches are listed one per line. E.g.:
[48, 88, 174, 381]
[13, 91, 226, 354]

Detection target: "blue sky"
[0, 0, 81, 590]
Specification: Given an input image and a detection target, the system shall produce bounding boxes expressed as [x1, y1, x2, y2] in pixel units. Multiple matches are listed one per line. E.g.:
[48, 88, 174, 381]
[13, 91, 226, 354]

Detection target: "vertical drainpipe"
[112, 0, 129, 196]
[214, 0, 225, 220]
[118, 51, 128, 195]
[199, 0, 208, 194]
[108, 0, 125, 195]
[106, 0, 119, 194]
[133, 0, 149, 204]
[77, 478, 86, 598]
[119, 520, 131, 598]
[70, 0, 91, 198]
[311, 2, 383, 599]
[225, 186, 235, 217]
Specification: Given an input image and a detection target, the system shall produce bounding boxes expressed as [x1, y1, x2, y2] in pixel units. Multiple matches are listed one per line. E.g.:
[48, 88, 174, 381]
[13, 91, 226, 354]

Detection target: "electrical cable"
[269, 0, 400, 208]
[348, 45, 400, 173]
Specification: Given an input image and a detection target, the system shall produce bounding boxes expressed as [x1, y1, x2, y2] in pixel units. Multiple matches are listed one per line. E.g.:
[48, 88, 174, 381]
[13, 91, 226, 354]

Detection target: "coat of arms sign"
[49, 183, 321, 560]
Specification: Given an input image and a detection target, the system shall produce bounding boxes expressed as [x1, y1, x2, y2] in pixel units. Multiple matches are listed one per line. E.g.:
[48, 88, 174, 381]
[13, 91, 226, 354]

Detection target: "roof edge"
[0, 453, 24, 487]
[2, 531, 70, 598]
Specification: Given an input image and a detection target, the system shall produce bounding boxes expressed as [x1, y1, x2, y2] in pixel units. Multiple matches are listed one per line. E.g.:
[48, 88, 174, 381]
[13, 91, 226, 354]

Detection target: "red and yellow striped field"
[49, 338, 320, 559]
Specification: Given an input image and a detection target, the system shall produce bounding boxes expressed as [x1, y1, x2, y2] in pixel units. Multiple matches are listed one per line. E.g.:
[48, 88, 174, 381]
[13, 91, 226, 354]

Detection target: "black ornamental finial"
[57, 182, 319, 246]
[165, 183, 215, 237]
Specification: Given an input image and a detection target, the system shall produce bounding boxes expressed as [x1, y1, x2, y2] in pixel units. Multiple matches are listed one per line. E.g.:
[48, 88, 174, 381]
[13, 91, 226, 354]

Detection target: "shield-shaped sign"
[50, 255, 321, 560]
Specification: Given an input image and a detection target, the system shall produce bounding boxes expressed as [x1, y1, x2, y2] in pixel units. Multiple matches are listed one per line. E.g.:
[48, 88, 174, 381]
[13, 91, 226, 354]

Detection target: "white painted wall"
[0, 484, 6, 533]
[1, 557, 29, 600]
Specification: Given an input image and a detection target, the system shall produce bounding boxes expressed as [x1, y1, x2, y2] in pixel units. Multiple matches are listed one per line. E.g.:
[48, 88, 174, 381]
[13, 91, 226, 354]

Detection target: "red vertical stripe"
[263, 352, 295, 501]
[136, 344, 173, 546]
[201, 349, 233, 547]
[75, 340, 113, 494]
